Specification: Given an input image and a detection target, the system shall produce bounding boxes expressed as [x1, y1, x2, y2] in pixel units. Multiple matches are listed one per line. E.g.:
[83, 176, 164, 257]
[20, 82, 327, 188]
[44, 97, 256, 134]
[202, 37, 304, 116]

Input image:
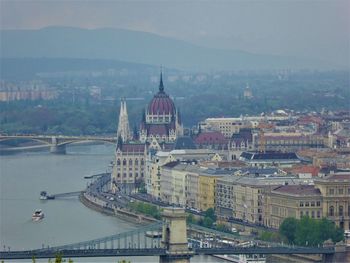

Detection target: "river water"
[0, 145, 225, 262]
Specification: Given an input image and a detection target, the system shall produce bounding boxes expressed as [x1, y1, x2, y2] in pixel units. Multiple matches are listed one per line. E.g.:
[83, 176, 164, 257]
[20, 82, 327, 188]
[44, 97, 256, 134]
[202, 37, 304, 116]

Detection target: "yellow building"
[264, 174, 350, 230]
[198, 173, 224, 211]
[315, 174, 350, 230]
[216, 174, 306, 225]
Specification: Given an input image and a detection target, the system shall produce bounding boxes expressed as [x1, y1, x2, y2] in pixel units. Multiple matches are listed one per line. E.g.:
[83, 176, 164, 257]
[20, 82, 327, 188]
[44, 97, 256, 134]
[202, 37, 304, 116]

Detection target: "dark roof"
[148, 124, 169, 136]
[237, 167, 280, 175]
[163, 161, 180, 168]
[272, 185, 321, 196]
[174, 136, 197, 150]
[231, 128, 253, 143]
[317, 174, 350, 181]
[241, 151, 299, 160]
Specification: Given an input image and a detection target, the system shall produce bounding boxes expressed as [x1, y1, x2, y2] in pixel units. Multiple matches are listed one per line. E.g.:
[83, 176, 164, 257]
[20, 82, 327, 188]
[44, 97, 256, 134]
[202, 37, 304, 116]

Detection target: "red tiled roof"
[291, 166, 320, 177]
[195, 131, 227, 144]
[121, 143, 145, 153]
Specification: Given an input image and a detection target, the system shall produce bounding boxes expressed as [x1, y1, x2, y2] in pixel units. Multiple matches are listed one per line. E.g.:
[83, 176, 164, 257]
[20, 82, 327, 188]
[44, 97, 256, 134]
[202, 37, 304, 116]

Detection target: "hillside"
[0, 26, 332, 71]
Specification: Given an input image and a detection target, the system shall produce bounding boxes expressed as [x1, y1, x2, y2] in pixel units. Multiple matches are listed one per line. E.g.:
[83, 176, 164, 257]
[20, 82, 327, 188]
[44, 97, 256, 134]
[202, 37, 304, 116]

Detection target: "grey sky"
[1, 0, 349, 67]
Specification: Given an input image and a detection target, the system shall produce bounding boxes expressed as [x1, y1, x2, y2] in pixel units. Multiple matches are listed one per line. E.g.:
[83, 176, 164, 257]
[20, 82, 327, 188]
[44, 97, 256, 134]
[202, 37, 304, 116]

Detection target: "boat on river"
[32, 209, 44, 221]
[40, 191, 55, 200]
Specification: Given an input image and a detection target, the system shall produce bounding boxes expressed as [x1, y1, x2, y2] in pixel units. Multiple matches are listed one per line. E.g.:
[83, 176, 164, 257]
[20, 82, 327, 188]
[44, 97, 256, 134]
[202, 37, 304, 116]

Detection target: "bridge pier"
[160, 207, 193, 263]
[50, 145, 66, 154]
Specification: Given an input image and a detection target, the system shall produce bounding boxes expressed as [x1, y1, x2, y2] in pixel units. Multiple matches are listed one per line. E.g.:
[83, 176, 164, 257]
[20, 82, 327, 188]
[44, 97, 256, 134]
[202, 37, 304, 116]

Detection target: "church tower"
[117, 98, 131, 142]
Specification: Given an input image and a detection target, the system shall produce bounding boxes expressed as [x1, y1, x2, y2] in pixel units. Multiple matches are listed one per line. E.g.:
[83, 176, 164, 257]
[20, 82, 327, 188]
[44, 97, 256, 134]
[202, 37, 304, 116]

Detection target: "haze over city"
[0, 1, 349, 263]
[1, 0, 349, 68]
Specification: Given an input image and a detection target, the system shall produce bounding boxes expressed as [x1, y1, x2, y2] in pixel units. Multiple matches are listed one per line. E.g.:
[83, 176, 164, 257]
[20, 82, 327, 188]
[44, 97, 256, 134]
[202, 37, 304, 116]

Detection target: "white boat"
[32, 209, 44, 221]
[213, 254, 266, 263]
[214, 240, 266, 263]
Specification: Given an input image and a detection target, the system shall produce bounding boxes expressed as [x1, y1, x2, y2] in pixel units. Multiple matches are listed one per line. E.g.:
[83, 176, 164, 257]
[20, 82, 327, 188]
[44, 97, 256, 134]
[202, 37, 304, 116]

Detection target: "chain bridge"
[0, 134, 116, 154]
[0, 207, 336, 263]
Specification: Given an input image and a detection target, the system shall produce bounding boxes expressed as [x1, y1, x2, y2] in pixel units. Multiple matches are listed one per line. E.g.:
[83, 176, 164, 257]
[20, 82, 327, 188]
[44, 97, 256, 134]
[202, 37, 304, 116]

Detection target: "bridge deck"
[0, 246, 335, 260]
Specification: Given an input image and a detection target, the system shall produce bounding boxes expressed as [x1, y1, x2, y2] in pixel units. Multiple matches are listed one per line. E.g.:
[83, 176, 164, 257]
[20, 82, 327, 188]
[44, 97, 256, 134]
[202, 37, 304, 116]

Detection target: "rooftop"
[272, 185, 321, 196]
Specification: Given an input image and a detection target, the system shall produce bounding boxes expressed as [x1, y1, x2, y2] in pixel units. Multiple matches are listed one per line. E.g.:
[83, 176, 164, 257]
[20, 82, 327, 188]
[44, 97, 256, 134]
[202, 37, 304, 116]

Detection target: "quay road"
[86, 174, 273, 236]
[130, 193, 274, 233]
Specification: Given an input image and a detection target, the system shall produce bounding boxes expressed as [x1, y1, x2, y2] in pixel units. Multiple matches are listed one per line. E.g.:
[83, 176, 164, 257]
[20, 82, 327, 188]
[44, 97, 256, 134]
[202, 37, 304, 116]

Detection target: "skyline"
[0, 0, 349, 68]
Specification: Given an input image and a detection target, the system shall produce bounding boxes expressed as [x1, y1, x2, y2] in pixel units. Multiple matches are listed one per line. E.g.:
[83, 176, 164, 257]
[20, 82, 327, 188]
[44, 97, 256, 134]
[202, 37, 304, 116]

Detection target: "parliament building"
[111, 72, 183, 193]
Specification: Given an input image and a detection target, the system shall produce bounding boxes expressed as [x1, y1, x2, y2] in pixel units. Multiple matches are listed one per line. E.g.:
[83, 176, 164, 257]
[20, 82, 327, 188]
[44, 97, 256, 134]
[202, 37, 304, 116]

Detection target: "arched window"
[141, 159, 144, 165]
[329, 206, 334, 216]
[123, 159, 126, 165]
[117, 159, 121, 165]
[339, 206, 343, 216]
[135, 159, 139, 165]
[129, 159, 133, 165]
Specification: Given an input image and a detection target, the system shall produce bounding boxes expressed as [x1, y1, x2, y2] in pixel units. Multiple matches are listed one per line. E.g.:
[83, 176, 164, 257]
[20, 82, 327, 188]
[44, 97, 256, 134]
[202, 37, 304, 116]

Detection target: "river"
[0, 145, 225, 262]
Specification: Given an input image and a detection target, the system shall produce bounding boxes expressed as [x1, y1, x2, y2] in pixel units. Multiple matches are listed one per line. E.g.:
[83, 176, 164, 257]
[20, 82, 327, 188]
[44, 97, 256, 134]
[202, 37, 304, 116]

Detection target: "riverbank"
[80, 177, 157, 225]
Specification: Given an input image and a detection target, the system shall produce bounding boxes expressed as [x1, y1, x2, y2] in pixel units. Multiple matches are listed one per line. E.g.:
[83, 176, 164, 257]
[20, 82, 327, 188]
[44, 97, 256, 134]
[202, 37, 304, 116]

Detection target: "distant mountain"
[0, 58, 159, 80]
[0, 26, 335, 71]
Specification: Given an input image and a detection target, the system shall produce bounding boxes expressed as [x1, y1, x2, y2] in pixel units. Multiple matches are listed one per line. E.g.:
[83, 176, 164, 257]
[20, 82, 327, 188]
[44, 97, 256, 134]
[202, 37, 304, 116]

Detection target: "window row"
[299, 201, 321, 207]
[328, 188, 350, 195]
[328, 205, 350, 217]
[116, 159, 144, 165]
[300, 210, 321, 219]
[116, 172, 144, 178]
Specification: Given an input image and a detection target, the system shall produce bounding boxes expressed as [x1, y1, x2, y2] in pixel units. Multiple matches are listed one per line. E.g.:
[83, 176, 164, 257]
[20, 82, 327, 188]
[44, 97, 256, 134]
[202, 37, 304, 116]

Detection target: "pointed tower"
[117, 98, 131, 142]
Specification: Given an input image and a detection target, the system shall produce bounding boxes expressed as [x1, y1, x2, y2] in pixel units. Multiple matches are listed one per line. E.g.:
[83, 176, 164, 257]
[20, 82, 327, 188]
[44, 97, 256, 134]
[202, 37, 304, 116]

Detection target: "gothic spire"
[117, 98, 131, 142]
[159, 69, 164, 92]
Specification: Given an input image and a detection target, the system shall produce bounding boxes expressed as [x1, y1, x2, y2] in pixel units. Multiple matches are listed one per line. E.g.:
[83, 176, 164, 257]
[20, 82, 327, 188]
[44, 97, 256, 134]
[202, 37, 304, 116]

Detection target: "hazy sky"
[1, 0, 349, 67]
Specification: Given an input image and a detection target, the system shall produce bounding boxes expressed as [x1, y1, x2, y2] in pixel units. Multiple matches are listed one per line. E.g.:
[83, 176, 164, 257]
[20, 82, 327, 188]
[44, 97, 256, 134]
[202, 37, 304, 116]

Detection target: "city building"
[111, 141, 146, 194]
[239, 151, 301, 168]
[145, 148, 222, 199]
[314, 174, 350, 230]
[259, 132, 325, 152]
[199, 115, 290, 138]
[140, 72, 183, 143]
[194, 131, 228, 150]
[228, 128, 255, 160]
[266, 185, 323, 229]
[216, 174, 303, 225]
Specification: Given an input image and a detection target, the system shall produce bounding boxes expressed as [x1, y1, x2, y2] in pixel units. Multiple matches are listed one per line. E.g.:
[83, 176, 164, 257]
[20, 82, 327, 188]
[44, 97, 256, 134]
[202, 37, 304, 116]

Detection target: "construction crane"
[258, 129, 266, 153]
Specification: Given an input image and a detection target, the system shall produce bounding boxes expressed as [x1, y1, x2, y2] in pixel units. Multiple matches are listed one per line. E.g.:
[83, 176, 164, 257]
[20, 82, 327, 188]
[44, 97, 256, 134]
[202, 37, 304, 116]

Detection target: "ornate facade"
[116, 98, 132, 142]
[140, 72, 183, 143]
[111, 142, 146, 194]
[111, 71, 181, 194]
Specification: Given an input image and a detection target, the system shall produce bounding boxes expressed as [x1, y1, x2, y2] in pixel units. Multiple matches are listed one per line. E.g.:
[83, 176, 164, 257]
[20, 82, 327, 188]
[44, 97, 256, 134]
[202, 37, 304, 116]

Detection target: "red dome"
[148, 91, 175, 115]
[147, 72, 175, 115]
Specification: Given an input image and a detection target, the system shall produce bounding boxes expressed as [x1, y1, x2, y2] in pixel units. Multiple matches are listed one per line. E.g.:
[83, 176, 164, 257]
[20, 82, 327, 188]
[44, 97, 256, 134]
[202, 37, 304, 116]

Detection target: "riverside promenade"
[81, 173, 157, 224]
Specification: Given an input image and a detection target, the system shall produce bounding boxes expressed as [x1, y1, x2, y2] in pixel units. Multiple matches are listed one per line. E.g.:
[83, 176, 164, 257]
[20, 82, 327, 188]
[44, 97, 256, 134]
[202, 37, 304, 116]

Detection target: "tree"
[204, 208, 216, 222]
[279, 216, 344, 246]
[203, 217, 214, 228]
[187, 214, 196, 224]
[279, 217, 298, 243]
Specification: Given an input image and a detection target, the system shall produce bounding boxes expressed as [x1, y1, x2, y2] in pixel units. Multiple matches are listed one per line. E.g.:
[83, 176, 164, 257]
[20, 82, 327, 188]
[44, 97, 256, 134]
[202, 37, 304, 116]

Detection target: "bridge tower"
[117, 98, 131, 142]
[160, 207, 193, 263]
[49, 136, 66, 154]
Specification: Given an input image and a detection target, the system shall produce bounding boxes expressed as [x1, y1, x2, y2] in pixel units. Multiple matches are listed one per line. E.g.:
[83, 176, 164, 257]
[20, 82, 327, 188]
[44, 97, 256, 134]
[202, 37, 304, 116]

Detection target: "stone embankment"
[80, 174, 157, 225]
